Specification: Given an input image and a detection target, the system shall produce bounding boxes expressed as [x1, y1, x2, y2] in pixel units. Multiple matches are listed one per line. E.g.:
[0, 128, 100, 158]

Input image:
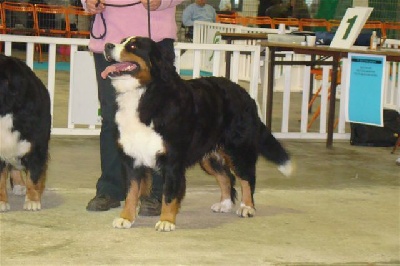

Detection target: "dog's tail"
[258, 123, 292, 177]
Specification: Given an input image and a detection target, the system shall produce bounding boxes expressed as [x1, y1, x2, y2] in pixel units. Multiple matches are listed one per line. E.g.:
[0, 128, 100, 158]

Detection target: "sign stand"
[330, 7, 373, 49]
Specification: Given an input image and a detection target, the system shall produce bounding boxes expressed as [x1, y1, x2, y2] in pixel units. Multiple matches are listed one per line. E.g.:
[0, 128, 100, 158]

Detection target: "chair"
[245, 16, 273, 28]
[216, 13, 242, 25]
[299, 18, 330, 32]
[362, 20, 384, 37]
[2, 2, 41, 60]
[328, 19, 341, 31]
[2, 2, 38, 35]
[272, 17, 299, 29]
[0, 3, 6, 52]
[0, 3, 5, 33]
[307, 68, 341, 130]
[34, 4, 70, 61]
[34, 4, 69, 38]
[66, 5, 91, 38]
[383, 21, 400, 39]
[181, 24, 193, 42]
[392, 135, 400, 154]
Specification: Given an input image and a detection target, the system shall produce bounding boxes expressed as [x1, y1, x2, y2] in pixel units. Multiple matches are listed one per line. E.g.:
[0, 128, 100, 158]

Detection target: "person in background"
[219, 0, 232, 11]
[182, 0, 216, 27]
[289, 0, 310, 19]
[257, 0, 276, 16]
[82, 0, 184, 215]
[264, 0, 290, 18]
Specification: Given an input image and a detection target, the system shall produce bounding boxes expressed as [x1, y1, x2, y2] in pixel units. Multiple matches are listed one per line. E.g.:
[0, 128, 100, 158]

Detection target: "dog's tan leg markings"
[113, 179, 141, 229]
[236, 179, 255, 218]
[140, 171, 152, 198]
[0, 168, 10, 212]
[216, 173, 232, 201]
[11, 169, 26, 195]
[155, 198, 180, 232]
[201, 156, 233, 213]
[24, 171, 45, 211]
[212, 173, 233, 213]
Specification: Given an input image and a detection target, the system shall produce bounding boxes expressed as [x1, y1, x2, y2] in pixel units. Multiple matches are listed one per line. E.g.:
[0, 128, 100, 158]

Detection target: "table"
[259, 41, 400, 148]
[220, 32, 268, 78]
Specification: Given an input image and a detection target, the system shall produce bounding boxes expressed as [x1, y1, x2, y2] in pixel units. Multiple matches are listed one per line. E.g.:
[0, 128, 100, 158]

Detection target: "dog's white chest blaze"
[113, 78, 164, 168]
[0, 114, 31, 168]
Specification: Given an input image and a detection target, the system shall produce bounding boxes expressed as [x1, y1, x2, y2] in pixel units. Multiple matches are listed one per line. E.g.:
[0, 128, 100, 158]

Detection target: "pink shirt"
[81, 0, 184, 53]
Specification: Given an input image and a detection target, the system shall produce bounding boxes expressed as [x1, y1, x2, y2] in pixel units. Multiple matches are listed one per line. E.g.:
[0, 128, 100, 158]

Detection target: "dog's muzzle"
[104, 43, 115, 62]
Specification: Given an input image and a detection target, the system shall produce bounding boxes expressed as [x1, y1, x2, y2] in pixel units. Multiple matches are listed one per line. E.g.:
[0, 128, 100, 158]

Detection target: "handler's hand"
[141, 0, 161, 11]
[85, 0, 105, 14]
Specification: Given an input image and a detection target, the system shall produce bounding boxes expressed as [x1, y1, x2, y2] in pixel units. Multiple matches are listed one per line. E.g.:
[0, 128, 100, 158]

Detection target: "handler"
[82, 0, 184, 214]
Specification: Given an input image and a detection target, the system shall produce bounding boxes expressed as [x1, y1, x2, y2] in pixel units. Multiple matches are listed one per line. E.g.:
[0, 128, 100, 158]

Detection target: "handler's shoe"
[86, 194, 121, 211]
[139, 196, 161, 216]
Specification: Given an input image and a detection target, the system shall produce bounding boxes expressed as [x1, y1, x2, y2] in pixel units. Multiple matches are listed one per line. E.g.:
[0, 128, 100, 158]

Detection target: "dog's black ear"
[149, 41, 176, 83]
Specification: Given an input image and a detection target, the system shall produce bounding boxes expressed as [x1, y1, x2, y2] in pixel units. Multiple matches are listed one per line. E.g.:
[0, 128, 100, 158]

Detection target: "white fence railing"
[0, 34, 261, 135]
[1, 34, 399, 141]
[191, 21, 400, 140]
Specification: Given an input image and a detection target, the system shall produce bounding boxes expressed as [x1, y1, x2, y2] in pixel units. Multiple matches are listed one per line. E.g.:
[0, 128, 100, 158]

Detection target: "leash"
[90, 0, 152, 40]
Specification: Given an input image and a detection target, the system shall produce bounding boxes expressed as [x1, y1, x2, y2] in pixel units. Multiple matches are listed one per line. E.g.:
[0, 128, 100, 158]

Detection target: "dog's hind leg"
[236, 177, 256, 218]
[10, 168, 26, 196]
[200, 152, 237, 213]
[229, 153, 257, 218]
[0, 165, 10, 212]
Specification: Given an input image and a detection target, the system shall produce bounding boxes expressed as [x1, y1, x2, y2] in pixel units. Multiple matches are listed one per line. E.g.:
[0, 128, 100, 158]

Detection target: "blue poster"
[346, 53, 386, 126]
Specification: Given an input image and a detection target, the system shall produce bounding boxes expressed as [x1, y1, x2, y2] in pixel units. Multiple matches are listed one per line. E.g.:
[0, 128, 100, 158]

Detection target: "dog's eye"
[130, 44, 136, 49]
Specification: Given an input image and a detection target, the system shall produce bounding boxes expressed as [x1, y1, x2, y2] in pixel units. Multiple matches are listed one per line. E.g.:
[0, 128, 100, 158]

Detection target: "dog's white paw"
[155, 221, 176, 232]
[236, 203, 255, 218]
[23, 200, 41, 211]
[12, 185, 26, 196]
[112, 218, 134, 229]
[211, 199, 233, 213]
[0, 201, 10, 212]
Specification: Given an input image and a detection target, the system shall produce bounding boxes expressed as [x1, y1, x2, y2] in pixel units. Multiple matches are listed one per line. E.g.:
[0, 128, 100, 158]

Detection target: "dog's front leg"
[155, 163, 184, 232]
[155, 197, 180, 232]
[113, 178, 141, 229]
[113, 160, 150, 229]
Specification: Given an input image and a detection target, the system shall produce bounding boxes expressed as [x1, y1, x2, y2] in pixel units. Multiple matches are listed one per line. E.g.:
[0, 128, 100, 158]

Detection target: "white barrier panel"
[70, 51, 100, 128]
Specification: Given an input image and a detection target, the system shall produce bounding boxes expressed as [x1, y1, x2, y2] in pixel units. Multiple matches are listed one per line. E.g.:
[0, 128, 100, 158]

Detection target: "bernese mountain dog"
[0, 54, 51, 212]
[101, 36, 292, 232]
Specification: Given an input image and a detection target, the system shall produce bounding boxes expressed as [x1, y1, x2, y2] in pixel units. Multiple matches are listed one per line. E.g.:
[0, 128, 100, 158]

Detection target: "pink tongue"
[101, 65, 117, 79]
[101, 62, 135, 79]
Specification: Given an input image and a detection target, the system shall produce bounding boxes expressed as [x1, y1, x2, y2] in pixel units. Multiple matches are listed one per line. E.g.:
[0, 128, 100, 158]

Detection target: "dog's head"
[102, 36, 173, 85]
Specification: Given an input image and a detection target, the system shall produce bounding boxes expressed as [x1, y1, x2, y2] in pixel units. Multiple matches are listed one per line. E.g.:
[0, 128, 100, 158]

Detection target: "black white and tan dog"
[0, 54, 51, 212]
[101, 36, 292, 232]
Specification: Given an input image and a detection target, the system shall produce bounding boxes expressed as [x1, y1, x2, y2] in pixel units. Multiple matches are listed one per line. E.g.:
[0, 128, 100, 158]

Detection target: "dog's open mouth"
[101, 62, 139, 79]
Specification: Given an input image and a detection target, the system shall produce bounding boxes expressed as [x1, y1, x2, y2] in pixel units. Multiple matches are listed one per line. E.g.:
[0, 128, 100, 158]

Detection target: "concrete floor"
[0, 56, 399, 265]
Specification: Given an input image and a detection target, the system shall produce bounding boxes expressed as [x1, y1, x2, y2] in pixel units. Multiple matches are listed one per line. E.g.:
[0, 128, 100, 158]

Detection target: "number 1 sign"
[330, 7, 373, 49]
